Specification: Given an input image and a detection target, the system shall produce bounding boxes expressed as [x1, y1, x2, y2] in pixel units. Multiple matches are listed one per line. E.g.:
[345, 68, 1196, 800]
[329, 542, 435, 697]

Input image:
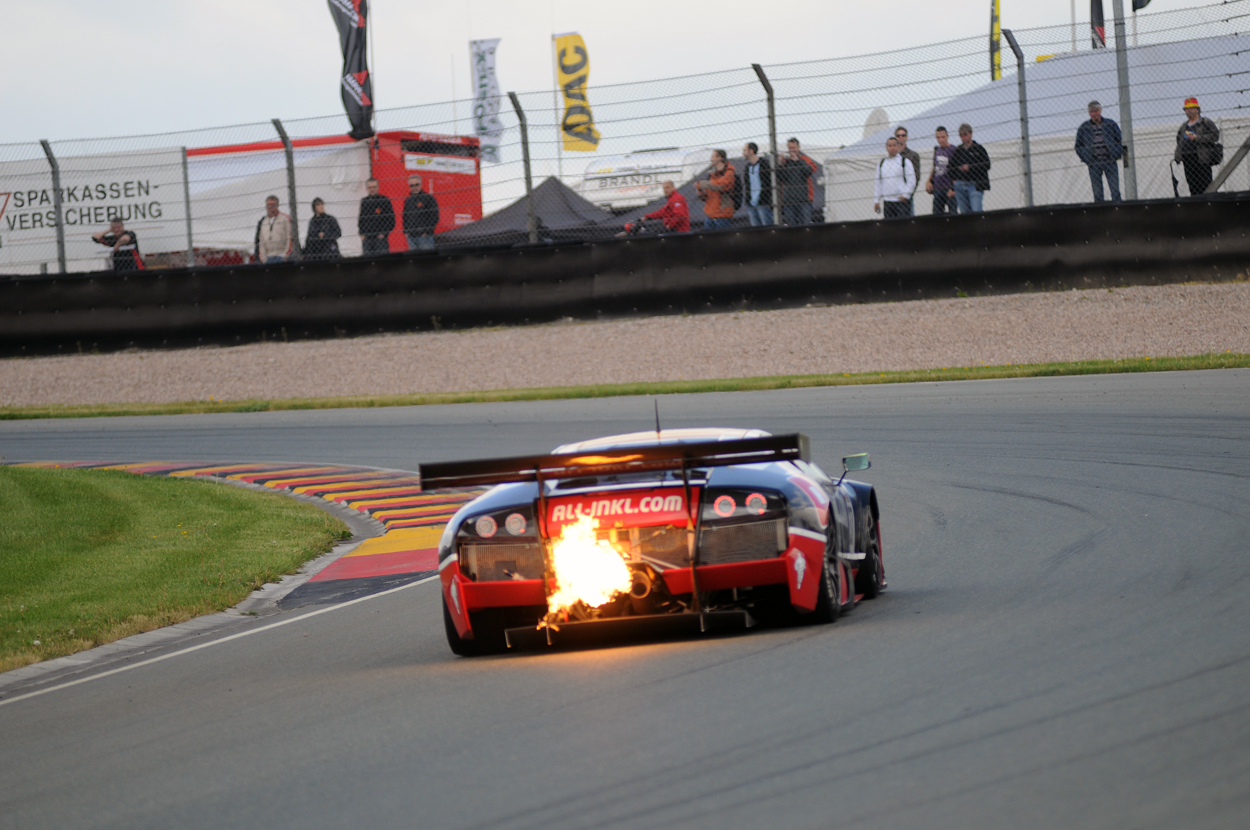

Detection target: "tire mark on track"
[644, 649, 1250, 830]
[947, 482, 1096, 517]
[837, 698, 1250, 828]
[460, 655, 1070, 830]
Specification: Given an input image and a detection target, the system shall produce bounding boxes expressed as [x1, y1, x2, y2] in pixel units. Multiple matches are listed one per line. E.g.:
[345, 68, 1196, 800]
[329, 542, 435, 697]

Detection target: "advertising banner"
[553, 33, 601, 152]
[546, 488, 695, 532]
[0, 148, 187, 274]
[470, 39, 504, 164]
[327, 0, 374, 139]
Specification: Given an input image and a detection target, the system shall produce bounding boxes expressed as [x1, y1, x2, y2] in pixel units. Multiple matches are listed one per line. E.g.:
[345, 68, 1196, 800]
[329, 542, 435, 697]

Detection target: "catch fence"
[1, 0, 1247, 276]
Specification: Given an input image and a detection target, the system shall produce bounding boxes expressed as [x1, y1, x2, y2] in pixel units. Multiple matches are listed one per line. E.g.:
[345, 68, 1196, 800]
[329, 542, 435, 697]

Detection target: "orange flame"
[546, 514, 631, 616]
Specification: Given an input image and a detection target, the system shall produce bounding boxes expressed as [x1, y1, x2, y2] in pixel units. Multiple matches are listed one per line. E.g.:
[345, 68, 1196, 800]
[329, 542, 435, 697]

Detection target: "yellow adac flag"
[989, 0, 1002, 81]
[553, 32, 601, 152]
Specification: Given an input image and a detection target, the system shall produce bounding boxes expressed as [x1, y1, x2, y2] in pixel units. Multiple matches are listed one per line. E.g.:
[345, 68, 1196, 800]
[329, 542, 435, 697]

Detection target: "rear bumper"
[443, 536, 826, 641]
[458, 556, 792, 613]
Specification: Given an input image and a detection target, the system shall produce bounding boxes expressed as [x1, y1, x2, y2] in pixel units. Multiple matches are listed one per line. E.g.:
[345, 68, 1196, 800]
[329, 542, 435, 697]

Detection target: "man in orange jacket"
[695, 149, 736, 230]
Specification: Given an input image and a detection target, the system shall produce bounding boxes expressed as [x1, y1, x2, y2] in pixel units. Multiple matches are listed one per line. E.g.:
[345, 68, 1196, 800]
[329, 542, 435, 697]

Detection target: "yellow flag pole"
[990, 0, 1002, 81]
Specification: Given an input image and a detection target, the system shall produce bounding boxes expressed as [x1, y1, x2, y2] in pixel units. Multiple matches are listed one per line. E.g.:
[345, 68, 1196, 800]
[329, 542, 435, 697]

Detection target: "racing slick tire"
[809, 551, 843, 625]
[442, 598, 508, 656]
[855, 512, 886, 600]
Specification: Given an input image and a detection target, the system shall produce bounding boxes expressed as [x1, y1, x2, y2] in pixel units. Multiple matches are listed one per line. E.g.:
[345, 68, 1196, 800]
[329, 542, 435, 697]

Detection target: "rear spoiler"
[419, 433, 810, 490]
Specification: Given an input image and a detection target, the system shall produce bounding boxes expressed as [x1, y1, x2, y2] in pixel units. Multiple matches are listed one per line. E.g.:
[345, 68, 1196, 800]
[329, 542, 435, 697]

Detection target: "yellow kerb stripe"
[345, 526, 445, 558]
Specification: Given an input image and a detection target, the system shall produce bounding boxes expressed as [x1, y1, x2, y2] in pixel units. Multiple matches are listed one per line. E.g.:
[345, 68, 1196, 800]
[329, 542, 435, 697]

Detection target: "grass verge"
[2, 351, 1248, 421]
[0, 466, 350, 672]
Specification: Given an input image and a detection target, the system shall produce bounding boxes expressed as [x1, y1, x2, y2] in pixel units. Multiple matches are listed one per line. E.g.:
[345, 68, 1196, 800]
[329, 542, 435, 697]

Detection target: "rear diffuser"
[504, 610, 755, 650]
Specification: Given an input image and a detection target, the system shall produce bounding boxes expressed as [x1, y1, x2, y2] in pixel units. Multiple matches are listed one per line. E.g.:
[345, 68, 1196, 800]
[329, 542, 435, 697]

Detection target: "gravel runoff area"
[2, 282, 1248, 408]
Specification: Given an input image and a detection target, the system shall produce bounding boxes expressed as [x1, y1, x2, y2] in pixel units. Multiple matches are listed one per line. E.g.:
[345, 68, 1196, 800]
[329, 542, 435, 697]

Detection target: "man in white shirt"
[873, 137, 915, 219]
[254, 195, 295, 262]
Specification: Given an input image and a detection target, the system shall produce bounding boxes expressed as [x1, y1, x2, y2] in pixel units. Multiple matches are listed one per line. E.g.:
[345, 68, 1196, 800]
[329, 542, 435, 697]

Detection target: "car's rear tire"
[443, 596, 480, 656]
[443, 598, 511, 656]
[809, 552, 842, 625]
[856, 513, 885, 599]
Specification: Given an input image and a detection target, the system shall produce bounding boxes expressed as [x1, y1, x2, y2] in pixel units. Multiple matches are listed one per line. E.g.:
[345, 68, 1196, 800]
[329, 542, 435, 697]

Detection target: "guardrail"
[3, 194, 1246, 356]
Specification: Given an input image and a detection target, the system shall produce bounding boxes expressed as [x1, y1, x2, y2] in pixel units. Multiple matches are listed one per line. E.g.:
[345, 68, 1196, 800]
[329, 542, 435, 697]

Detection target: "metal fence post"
[1002, 30, 1034, 208]
[181, 147, 194, 268]
[752, 64, 781, 226]
[1111, 0, 1138, 200]
[272, 118, 301, 258]
[38, 140, 66, 274]
[508, 92, 538, 245]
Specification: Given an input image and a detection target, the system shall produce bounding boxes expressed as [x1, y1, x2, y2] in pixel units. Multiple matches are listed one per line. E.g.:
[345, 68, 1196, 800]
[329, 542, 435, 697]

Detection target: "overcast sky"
[2, 0, 1221, 145]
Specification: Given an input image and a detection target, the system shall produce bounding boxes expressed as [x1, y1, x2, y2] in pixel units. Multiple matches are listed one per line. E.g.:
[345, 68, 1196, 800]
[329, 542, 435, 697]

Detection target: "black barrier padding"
[2, 195, 1247, 355]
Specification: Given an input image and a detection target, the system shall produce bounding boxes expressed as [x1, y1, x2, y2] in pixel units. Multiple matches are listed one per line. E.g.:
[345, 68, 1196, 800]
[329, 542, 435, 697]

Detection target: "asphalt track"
[2, 370, 1249, 829]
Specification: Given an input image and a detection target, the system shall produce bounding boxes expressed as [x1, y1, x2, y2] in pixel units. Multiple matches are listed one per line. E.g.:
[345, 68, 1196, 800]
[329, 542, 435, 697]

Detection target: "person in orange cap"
[1174, 97, 1222, 196]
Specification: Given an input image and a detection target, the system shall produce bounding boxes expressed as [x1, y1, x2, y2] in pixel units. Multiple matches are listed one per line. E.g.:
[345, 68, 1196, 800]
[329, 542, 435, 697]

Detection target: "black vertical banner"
[1091, 0, 1107, 48]
[1132, 0, 1152, 10]
[328, 0, 374, 139]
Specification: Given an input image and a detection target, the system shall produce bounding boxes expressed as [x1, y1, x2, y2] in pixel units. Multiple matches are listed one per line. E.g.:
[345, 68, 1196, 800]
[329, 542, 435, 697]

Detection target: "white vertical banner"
[470, 39, 504, 163]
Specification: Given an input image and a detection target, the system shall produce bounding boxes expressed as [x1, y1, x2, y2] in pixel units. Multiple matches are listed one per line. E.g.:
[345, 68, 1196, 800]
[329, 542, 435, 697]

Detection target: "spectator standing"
[741, 142, 773, 226]
[1074, 101, 1123, 202]
[873, 137, 916, 219]
[695, 149, 736, 230]
[893, 126, 921, 215]
[358, 178, 395, 256]
[926, 126, 958, 214]
[304, 198, 342, 260]
[403, 175, 440, 251]
[254, 195, 294, 263]
[91, 218, 144, 271]
[630, 180, 690, 233]
[949, 124, 991, 213]
[1174, 97, 1221, 196]
[776, 138, 815, 225]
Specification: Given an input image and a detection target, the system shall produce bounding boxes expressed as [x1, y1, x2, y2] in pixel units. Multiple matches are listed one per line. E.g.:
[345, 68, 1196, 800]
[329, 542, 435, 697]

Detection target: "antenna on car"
[654, 399, 662, 442]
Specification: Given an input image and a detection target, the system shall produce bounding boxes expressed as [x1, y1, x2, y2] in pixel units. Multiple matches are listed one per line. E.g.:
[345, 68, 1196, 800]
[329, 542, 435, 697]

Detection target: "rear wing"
[419, 433, 811, 491]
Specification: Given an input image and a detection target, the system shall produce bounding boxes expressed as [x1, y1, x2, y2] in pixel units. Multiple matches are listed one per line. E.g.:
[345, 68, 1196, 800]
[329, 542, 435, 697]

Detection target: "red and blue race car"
[419, 429, 884, 655]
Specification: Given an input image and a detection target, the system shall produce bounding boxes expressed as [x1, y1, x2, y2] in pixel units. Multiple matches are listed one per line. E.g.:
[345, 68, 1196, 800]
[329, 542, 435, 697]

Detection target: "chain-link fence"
[2, 0, 1247, 276]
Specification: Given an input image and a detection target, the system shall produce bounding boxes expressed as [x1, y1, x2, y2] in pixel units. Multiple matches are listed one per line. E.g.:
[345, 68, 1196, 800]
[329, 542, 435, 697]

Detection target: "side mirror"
[842, 453, 871, 473]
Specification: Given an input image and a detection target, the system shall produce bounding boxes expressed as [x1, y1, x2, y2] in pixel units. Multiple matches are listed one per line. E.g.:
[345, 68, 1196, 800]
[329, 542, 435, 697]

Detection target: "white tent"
[187, 141, 371, 258]
[823, 33, 1250, 222]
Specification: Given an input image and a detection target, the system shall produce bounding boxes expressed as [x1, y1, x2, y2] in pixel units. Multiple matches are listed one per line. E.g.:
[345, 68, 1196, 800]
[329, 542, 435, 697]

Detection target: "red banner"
[546, 488, 696, 531]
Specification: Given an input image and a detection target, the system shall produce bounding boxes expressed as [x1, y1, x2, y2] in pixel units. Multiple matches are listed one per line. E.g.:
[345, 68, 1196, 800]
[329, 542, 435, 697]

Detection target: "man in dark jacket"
[1174, 97, 1221, 196]
[893, 126, 921, 215]
[403, 175, 441, 250]
[358, 178, 395, 256]
[776, 138, 815, 225]
[741, 142, 773, 226]
[949, 123, 991, 213]
[304, 197, 342, 260]
[1074, 101, 1123, 202]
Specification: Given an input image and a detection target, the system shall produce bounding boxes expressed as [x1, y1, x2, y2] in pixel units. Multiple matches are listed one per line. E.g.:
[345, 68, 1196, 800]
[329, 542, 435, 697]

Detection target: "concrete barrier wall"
[3, 196, 1247, 355]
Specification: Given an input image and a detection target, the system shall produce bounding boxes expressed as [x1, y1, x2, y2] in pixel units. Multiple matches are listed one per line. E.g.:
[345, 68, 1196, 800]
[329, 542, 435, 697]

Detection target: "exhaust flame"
[546, 514, 632, 616]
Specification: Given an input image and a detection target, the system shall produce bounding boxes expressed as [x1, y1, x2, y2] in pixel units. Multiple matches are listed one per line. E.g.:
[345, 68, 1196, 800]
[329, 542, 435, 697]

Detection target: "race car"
[419, 429, 884, 655]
